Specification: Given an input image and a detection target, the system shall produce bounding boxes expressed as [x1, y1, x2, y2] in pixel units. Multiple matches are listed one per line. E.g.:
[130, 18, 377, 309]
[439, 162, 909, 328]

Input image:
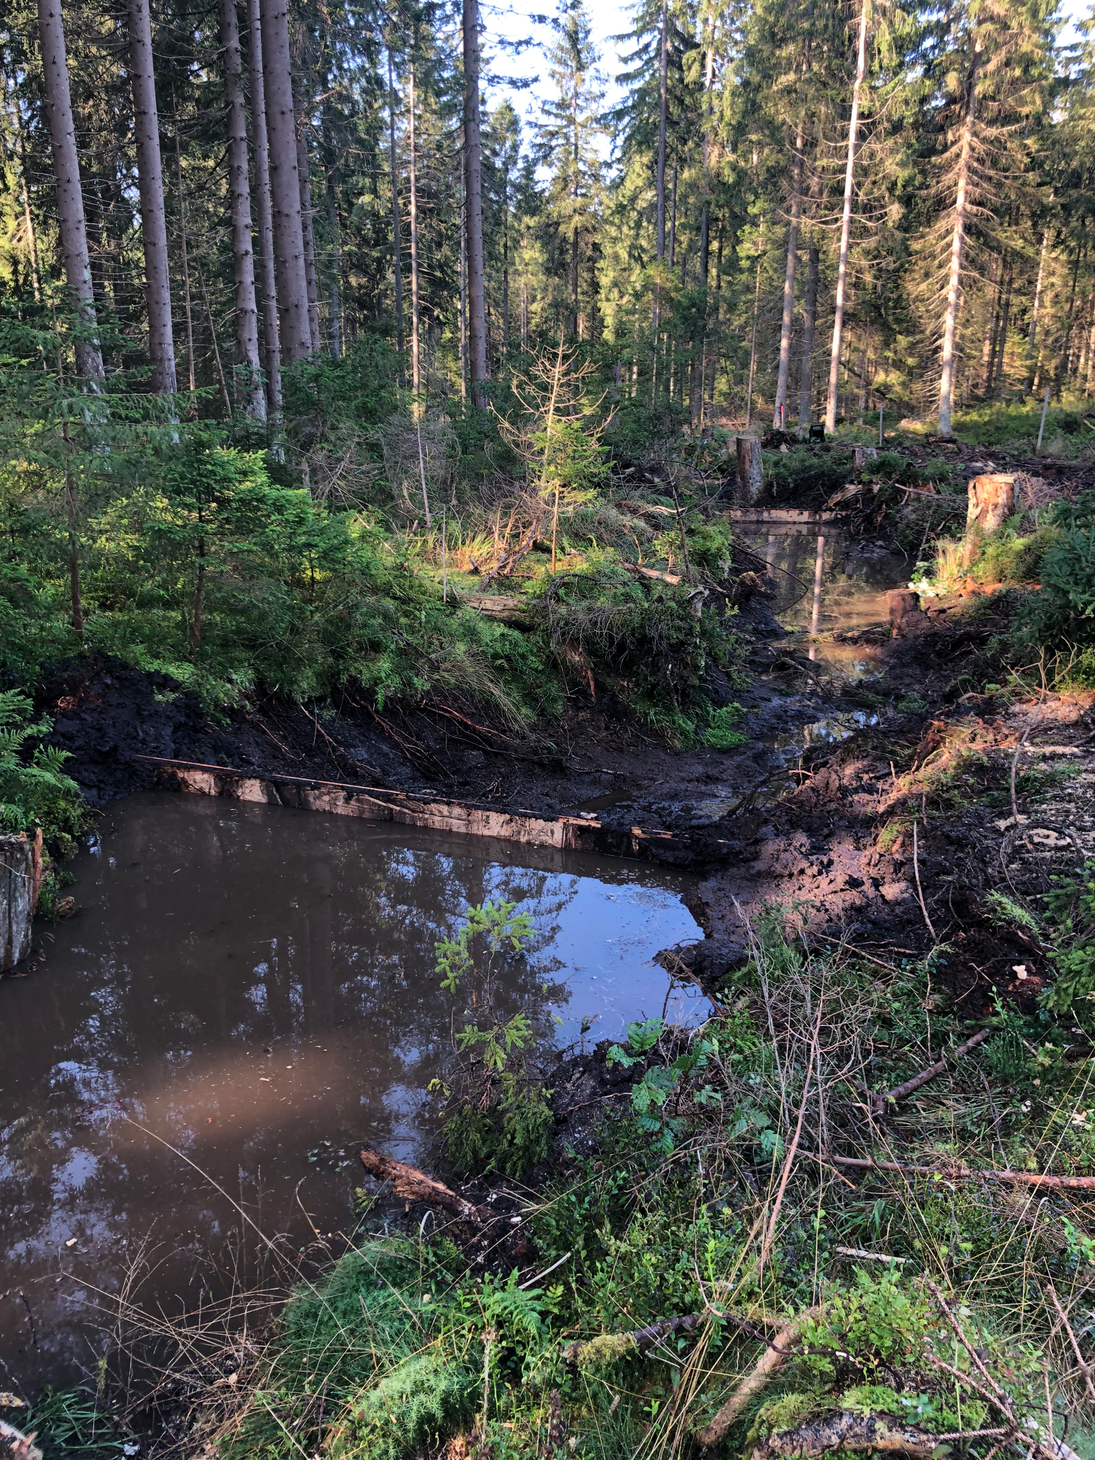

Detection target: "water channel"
[0, 794, 702, 1391]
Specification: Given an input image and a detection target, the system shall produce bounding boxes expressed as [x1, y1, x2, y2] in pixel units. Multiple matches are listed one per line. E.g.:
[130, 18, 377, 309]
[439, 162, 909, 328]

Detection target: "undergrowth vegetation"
[105, 915, 1095, 1460]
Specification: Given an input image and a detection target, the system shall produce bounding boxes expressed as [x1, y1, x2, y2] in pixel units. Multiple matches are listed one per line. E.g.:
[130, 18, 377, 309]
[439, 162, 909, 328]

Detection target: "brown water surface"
[0, 794, 700, 1392]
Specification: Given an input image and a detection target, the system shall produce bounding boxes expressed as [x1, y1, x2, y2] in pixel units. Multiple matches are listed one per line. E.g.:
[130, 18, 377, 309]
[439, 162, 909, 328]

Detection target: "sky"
[480, 0, 1093, 150]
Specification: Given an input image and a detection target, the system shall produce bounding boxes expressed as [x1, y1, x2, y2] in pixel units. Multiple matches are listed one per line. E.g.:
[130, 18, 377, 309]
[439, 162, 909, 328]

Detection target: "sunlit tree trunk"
[798, 240, 819, 425]
[128, 0, 177, 394]
[408, 59, 422, 397]
[219, 0, 264, 418]
[325, 159, 341, 358]
[938, 47, 979, 437]
[38, 0, 104, 380]
[292, 39, 321, 352]
[247, 0, 281, 414]
[774, 125, 804, 428]
[463, 0, 487, 405]
[387, 44, 404, 366]
[824, 0, 869, 433]
[259, 0, 311, 361]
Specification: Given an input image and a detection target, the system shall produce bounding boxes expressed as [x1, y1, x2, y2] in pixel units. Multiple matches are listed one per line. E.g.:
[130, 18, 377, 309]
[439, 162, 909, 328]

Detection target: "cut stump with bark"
[963, 474, 1017, 564]
[736, 437, 764, 504]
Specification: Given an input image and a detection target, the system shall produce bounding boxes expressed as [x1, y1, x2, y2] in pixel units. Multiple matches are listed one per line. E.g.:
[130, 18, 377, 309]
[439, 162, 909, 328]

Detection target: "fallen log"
[807, 1151, 1095, 1190]
[0, 1419, 43, 1460]
[695, 1307, 821, 1447]
[619, 561, 682, 586]
[562, 1314, 702, 1369]
[866, 1028, 990, 1114]
[750, 1412, 938, 1460]
[358, 1147, 487, 1225]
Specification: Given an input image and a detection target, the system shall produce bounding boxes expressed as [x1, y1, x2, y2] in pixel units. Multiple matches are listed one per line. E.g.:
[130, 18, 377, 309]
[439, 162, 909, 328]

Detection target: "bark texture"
[774, 127, 804, 428]
[37, 0, 104, 381]
[127, 0, 177, 394]
[219, 0, 265, 418]
[938, 48, 980, 436]
[359, 1145, 487, 1224]
[259, 0, 312, 361]
[736, 436, 763, 503]
[695, 1308, 821, 1446]
[751, 1412, 938, 1460]
[824, 0, 869, 432]
[247, 0, 282, 413]
[0, 834, 38, 972]
[463, 0, 487, 404]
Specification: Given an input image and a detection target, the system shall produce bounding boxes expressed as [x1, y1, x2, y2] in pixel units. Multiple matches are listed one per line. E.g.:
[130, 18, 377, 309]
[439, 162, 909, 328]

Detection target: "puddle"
[743, 531, 906, 679]
[0, 795, 701, 1390]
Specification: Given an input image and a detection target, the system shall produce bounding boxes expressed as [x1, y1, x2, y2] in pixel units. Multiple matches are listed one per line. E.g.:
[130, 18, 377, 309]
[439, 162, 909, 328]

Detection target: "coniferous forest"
[13, 0, 1095, 1457]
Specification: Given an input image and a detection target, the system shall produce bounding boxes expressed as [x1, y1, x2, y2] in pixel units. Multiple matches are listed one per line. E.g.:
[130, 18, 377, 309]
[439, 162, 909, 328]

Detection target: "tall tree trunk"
[986, 254, 1004, 397]
[463, 0, 487, 405]
[325, 163, 341, 358]
[459, 186, 468, 399]
[219, 0, 264, 418]
[1027, 228, 1047, 374]
[937, 46, 980, 437]
[745, 238, 763, 428]
[259, 0, 311, 361]
[175, 134, 196, 398]
[502, 174, 510, 354]
[656, 0, 668, 262]
[824, 0, 870, 433]
[247, 0, 282, 414]
[991, 257, 1013, 400]
[7, 86, 42, 300]
[293, 60, 320, 351]
[774, 125, 804, 428]
[798, 239, 819, 425]
[388, 44, 404, 366]
[408, 58, 422, 396]
[127, 0, 177, 395]
[668, 159, 677, 268]
[37, 0, 104, 381]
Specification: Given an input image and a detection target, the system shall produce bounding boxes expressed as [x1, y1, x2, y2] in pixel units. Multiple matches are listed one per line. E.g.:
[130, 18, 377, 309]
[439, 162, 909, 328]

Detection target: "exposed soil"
[28, 530, 1094, 1019]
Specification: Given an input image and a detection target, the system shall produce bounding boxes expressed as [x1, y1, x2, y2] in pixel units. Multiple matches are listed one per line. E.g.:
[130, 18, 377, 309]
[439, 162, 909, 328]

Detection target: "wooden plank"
[134, 756, 684, 863]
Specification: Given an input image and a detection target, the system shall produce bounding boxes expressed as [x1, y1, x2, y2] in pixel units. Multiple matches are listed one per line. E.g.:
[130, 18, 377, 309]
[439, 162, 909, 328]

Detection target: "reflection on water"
[0, 795, 700, 1390]
[744, 531, 907, 677]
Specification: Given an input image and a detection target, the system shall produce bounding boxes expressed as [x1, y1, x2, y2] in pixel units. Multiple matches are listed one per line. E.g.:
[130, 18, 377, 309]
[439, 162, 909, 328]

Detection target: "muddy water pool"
[0, 794, 701, 1390]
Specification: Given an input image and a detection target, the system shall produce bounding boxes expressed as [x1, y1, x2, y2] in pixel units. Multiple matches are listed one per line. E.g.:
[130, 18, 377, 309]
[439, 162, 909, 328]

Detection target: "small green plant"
[1041, 860, 1095, 1025]
[702, 702, 749, 750]
[0, 689, 85, 850]
[436, 901, 554, 1178]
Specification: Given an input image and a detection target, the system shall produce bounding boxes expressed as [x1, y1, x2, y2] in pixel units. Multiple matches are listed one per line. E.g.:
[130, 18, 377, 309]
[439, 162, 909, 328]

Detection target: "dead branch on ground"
[358, 1146, 488, 1225]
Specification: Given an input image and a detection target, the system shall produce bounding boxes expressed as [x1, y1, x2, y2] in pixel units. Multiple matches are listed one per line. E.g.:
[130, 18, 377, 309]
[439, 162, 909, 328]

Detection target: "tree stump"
[963, 473, 1016, 564]
[887, 588, 927, 638]
[1, 834, 37, 972]
[852, 445, 878, 472]
[736, 436, 763, 503]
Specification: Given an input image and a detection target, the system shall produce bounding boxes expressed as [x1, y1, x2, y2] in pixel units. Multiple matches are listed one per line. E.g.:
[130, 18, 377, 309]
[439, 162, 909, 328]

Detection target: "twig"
[867, 1028, 990, 1113]
[802, 1151, 1095, 1190]
[833, 1246, 908, 1264]
[1011, 726, 1033, 823]
[1047, 1283, 1095, 1403]
[912, 821, 937, 943]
